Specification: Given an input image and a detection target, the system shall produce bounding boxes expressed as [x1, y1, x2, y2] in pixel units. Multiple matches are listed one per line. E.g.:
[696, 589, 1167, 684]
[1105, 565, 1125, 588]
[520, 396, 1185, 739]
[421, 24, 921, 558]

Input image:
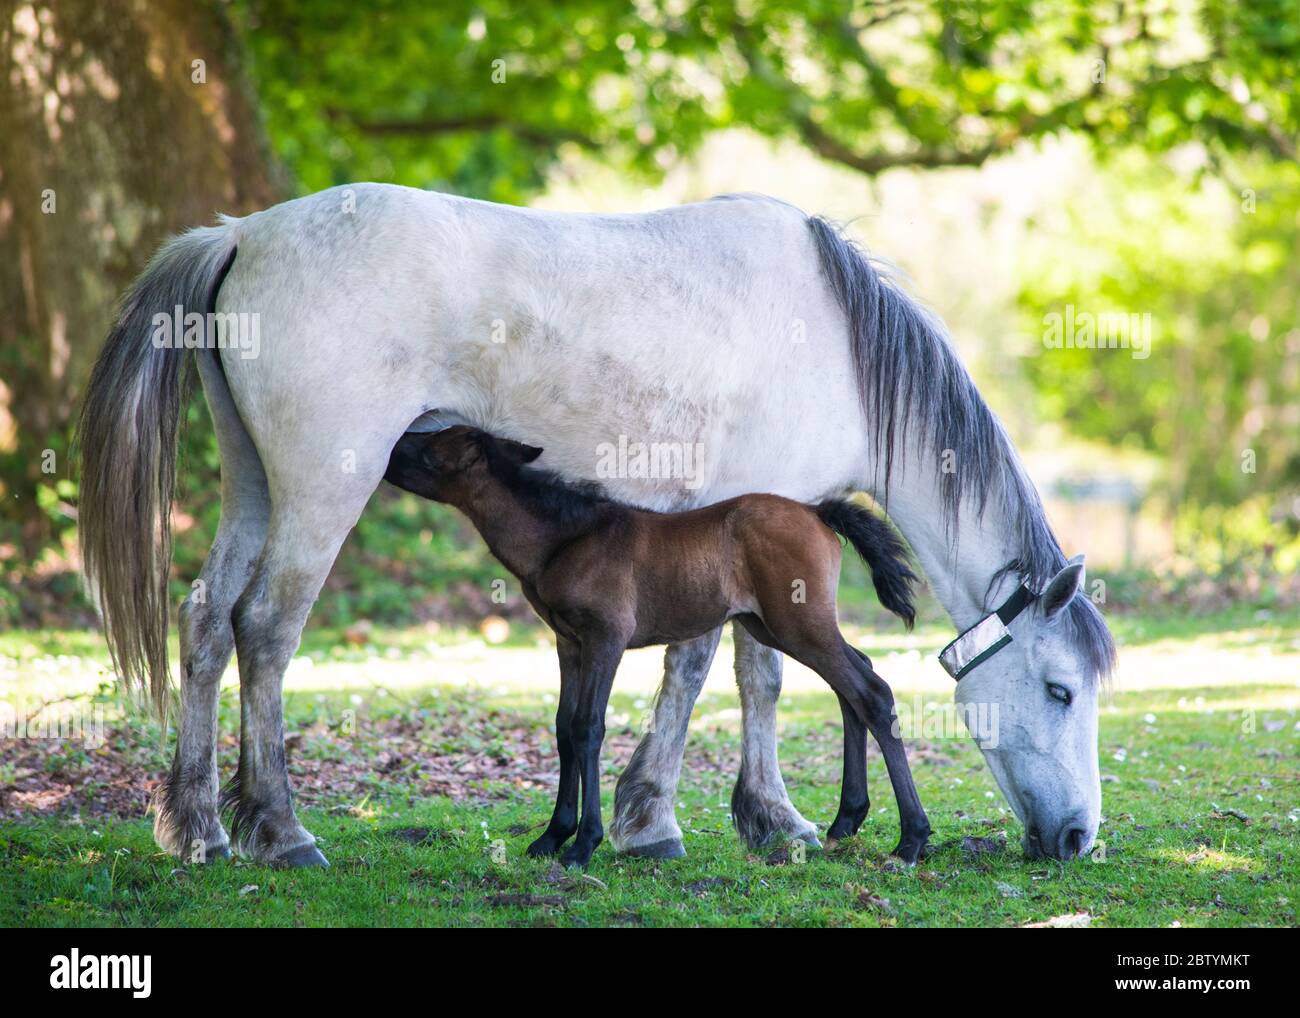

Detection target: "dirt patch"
[0, 708, 737, 822]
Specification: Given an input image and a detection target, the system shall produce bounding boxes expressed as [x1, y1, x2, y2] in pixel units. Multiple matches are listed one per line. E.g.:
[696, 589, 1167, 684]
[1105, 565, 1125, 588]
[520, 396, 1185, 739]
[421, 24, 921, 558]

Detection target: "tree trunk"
[0, 0, 279, 556]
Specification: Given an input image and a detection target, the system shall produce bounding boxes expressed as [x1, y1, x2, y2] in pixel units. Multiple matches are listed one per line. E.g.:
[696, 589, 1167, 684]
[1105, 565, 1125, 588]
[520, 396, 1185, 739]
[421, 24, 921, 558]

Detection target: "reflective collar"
[938, 584, 1036, 681]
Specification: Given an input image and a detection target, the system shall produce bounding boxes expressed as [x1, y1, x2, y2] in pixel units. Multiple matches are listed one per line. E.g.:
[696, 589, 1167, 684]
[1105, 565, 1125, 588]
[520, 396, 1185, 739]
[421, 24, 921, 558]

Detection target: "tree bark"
[0, 0, 279, 554]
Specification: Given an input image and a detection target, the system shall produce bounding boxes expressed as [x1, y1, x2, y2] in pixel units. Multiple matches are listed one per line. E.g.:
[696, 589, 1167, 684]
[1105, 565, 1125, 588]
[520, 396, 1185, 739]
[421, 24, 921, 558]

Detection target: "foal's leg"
[786, 637, 930, 862]
[826, 691, 870, 844]
[841, 644, 931, 862]
[527, 636, 582, 858]
[828, 647, 886, 842]
[730, 624, 821, 849]
[609, 628, 721, 859]
[758, 599, 930, 863]
[561, 633, 626, 869]
[152, 351, 268, 863]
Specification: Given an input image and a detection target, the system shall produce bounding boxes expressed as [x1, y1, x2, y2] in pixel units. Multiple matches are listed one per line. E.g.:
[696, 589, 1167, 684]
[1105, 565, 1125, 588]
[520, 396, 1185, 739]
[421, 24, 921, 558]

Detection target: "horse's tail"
[77, 223, 239, 715]
[816, 499, 917, 629]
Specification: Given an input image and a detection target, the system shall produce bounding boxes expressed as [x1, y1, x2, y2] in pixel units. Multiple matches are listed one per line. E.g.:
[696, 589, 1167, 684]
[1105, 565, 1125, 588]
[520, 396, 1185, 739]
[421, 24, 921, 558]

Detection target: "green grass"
[1, 615, 1297, 928]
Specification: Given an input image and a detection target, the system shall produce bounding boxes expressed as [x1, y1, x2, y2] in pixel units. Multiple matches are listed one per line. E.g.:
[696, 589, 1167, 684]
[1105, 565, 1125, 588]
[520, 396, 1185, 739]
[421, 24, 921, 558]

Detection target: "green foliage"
[9, 1, 1300, 629]
[1017, 151, 1300, 511]
[233, 0, 1300, 199]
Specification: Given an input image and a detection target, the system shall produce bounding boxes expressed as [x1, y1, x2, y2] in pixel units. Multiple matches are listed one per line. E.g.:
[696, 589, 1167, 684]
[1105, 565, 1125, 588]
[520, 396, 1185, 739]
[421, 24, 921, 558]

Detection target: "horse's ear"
[497, 438, 543, 465]
[1041, 554, 1086, 619]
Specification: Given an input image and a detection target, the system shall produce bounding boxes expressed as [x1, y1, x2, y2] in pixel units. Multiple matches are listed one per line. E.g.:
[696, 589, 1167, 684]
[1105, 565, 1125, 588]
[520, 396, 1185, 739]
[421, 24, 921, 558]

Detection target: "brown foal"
[385, 426, 932, 868]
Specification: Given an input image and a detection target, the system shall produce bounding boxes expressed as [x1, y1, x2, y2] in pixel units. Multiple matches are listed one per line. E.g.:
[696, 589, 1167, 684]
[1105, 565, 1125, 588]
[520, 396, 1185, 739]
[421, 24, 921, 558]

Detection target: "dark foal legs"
[828, 647, 895, 842]
[737, 613, 872, 846]
[752, 603, 930, 863]
[839, 643, 931, 862]
[560, 634, 625, 868]
[528, 637, 582, 858]
[827, 691, 870, 842]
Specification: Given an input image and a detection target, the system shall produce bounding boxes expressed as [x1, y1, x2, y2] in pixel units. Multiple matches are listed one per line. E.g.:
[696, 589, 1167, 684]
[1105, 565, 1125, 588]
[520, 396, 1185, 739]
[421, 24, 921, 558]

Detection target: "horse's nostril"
[1060, 825, 1088, 859]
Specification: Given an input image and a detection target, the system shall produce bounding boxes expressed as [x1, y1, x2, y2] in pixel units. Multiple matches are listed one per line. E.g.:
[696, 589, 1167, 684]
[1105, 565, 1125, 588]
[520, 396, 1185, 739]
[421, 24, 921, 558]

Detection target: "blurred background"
[2, 0, 1299, 634]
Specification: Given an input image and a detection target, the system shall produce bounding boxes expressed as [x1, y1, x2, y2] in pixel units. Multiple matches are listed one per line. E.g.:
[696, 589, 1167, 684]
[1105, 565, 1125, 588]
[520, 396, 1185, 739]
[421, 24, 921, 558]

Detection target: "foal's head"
[385, 426, 543, 504]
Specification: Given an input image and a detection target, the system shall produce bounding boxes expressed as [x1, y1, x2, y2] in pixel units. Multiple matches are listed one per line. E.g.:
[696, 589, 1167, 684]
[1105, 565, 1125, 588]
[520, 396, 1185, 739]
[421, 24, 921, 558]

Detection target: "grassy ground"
[1, 608, 1297, 928]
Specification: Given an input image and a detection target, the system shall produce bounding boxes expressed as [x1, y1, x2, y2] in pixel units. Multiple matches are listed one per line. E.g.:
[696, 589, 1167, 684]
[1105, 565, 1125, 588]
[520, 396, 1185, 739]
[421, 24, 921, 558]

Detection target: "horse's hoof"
[208, 843, 232, 862]
[621, 837, 686, 860]
[797, 830, 823, 850]
[274, 843, 330, 868]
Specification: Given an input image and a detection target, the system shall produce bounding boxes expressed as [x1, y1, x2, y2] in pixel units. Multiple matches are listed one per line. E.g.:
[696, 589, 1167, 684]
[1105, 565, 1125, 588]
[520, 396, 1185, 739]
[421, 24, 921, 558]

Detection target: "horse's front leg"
[730, 623, 820, 849]
[609, 627, 722, 858]
[527, 636, 582, 857]
[560, 633, 626, 869]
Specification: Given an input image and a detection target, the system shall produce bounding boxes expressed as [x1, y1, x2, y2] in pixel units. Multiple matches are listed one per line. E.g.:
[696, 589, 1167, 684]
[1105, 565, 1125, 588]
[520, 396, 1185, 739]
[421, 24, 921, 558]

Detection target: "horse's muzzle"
[1023, 816, 1093, 861]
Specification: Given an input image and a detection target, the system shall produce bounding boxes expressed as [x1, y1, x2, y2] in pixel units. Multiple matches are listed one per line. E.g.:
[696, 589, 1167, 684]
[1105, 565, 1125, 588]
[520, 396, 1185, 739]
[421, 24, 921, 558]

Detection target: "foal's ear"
[1041, 554, 1086, 619]
[497, 438, 543, 466]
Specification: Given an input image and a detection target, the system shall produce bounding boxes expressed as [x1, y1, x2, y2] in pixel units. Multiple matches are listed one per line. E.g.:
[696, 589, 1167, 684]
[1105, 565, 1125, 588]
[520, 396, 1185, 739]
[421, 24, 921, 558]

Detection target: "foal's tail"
[815, 500, 917, 628]
[77, 222, 239, 715]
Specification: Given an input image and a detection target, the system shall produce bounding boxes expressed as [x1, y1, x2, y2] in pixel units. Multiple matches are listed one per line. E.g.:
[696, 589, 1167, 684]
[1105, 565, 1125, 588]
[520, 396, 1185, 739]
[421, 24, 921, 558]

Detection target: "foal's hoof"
[560, 844, 596, 870]
[207, 843, 233, 862]
[526, 835, 567, 858]
[890, 836, 929, 867]
[620, 837, 686, 860]
[274, 843, 330, 868]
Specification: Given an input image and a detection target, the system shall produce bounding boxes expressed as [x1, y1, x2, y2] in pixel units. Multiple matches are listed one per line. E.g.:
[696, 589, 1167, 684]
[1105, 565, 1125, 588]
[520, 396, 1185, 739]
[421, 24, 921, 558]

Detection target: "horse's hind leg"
[152, 353, 269, 862]
[222, 468, 384, 867]
[152, 506, 267, 861]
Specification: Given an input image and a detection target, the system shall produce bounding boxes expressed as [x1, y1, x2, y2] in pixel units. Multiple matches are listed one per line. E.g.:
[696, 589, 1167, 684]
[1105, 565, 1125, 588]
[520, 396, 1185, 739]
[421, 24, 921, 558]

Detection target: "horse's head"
[946, 556, 1113, 861]
[385, 425, 543, 504]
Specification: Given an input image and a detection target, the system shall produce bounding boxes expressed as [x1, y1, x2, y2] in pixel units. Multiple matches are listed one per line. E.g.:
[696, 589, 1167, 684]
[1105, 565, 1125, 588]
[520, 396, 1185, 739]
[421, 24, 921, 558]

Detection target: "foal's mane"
[481, 441, 619, 532]
[807, 215, 1116, 680]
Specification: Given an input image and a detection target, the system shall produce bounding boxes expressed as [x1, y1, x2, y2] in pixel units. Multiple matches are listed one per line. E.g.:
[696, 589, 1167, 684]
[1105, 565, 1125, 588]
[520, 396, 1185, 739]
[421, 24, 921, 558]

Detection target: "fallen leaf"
[484, 893, 564, 907]
[1022, 912, 1091, 928]
[684, 877, 733, 896]
[855, 890, 894, 914]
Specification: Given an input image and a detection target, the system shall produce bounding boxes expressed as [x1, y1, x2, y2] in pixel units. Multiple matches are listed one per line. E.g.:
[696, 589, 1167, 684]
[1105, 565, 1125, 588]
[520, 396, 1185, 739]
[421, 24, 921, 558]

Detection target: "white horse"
[78, 184, 1114, 867]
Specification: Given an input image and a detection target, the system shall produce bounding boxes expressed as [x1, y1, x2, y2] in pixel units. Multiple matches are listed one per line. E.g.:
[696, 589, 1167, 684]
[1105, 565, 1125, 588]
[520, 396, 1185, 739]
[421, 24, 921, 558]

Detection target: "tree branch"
[324, 109, 599, 150]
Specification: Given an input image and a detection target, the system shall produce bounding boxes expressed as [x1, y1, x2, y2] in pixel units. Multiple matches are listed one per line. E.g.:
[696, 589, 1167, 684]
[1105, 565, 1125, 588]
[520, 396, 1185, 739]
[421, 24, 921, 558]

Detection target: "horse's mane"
[807, 215, 1116, 681]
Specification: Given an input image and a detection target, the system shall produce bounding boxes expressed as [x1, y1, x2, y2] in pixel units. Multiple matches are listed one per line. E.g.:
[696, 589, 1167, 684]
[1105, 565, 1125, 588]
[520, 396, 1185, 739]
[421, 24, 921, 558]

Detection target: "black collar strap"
[938, 583, 1036, 681]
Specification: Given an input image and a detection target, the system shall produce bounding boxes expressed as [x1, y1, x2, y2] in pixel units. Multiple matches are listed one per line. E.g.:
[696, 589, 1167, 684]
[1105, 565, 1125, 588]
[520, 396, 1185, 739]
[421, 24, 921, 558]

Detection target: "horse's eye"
[1048, 683, 1072, 705]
